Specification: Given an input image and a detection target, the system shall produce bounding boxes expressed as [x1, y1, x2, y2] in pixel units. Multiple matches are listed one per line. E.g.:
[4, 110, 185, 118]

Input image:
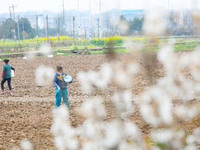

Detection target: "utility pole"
[77, 0, 80, 38]
[36, 15, 39, 42]
[62, 0, 65, 26]
[168, 0, 170, 11]
[12, 5, 16, 41]
[117, 0, 120, 17]
[93, 16, 96, 37]
[85, 28, 87, 39]
[9, 7, 12, 20]
[70, 16, 73, 37]
[17, 15, 20, 40]
[2, 22, 5, 40]
[57, 17, 60, 40]
[73, 16, 75, 38]
[22, 19, 25, 40]
[46, 15, 49, 42]
[9, 6, 14, 40]
[117, 0, 120, 35]
[99, 0, 102, 38]
[98, 18, 100, 38]
[117, 0, 120, 20]
[89, 0, 94, 38]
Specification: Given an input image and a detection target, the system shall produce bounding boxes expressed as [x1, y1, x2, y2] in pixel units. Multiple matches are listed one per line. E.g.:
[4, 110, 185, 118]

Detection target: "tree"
[119, 15, 144, 35]
[130, 17, 144, 34]
[120, 15, 127, 21]
[0, 18, 17, 39]
[19, 18, 36, 39]
[0, 17, 36, 40]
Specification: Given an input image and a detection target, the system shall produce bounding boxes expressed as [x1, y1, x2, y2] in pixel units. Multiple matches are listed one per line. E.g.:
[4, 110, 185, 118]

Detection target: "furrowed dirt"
[0, 53, 199, 149]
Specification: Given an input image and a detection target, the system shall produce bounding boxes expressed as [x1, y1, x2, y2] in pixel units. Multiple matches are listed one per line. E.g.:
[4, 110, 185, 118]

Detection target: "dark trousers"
[1, 78, 12, 90]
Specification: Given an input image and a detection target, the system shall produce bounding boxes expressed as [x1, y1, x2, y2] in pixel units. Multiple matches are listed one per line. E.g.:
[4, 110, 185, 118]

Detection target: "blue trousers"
[55, 88, 69, 107]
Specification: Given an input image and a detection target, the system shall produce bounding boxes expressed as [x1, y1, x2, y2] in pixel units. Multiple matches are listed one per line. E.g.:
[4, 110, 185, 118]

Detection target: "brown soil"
[0, 54, 199, 149]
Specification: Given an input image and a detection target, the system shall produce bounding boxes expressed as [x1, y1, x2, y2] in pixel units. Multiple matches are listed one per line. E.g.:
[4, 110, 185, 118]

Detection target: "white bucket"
[11, 70, 15, 78]
[64, 75, 73, 83]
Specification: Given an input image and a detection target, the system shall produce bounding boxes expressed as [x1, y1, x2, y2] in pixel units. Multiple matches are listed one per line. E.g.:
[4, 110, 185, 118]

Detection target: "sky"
[0, 0, 197, 14]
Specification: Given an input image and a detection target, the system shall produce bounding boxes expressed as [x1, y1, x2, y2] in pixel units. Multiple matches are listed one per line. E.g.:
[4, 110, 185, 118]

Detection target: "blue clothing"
[55, 88, 69, 107]
[53, 72, 68, 89]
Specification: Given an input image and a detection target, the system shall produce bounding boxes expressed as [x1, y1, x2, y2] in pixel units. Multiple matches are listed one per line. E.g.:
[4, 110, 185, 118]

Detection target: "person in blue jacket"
[53, 66, 70, 108]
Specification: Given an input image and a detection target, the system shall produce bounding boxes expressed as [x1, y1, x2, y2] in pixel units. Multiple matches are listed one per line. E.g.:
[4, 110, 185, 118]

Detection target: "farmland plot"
[0, 53, 199, 149]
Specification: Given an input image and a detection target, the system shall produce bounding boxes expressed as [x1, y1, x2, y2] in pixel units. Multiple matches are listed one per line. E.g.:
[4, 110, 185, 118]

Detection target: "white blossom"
[117, 19, 130, 34]
[126, 63, 139, 75]
[35, 65, 55, 86]
[143, 10, 167, 36]
[12, 146, 20, 150]
[51, 106, 79, 150]
[140, 87, 173, 126]
[175, 105, 198, 121]
[184, 145, 197, 150]
[24, 50, 36, 60]
[114, 69, 133, 88]
[151, 129, 174, 143]
[20, 139, 33, 150]
[40, 44, 52, 56]
[80, 119, 106, 150]
[99, 63, 113, 86]
[112, 90, 134, 118]
[103, 120, 123, 149]
[186, 135, 196, 145]
[79, 97, 106, 118]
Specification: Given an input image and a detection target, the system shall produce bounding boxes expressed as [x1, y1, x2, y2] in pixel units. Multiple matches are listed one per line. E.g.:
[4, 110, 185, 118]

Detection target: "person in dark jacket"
[1, 59, 15, 95]
[53, 66, 70, 108]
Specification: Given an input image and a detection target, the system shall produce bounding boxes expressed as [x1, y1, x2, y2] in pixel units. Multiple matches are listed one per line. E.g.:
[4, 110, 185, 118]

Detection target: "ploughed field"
[0, 53, 199, 149]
